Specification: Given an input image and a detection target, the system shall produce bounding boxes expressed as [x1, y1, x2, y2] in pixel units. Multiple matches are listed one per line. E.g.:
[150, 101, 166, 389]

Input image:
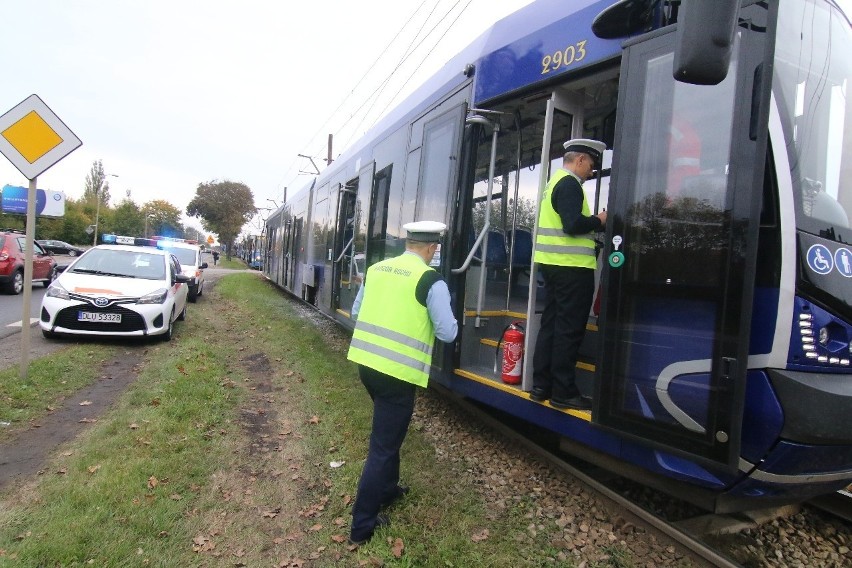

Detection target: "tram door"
[282, 214, 291, 288]
[414, 102, 467, 382]
[595, 8, 771, 469]
[333, 163, 373, 316]
[522, 93, 583, 387]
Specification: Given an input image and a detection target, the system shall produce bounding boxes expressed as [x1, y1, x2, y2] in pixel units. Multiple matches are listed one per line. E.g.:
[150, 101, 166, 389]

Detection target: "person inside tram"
[530, 139, 607, 411]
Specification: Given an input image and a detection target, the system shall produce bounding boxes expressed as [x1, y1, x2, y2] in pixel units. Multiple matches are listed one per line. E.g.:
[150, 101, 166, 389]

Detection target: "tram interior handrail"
[452, 226, 488, 274]
[334, 236, 354, 263]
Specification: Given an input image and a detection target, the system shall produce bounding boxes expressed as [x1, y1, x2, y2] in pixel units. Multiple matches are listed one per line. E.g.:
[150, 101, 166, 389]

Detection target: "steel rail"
[434, 386, 742, 568]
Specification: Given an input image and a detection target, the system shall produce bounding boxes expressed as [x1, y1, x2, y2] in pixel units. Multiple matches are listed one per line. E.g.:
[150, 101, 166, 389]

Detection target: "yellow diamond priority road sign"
[0, 94, 82, 180]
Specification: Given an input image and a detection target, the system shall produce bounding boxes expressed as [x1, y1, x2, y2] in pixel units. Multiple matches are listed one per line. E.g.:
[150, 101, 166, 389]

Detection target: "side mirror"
[201, 262, 208, 269]
[673, 0, 739, 85]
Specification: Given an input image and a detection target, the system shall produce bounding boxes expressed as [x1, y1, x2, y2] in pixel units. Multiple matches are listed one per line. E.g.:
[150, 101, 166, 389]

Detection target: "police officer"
[530, 139, 607, 410]
[347, 221, 458, 545]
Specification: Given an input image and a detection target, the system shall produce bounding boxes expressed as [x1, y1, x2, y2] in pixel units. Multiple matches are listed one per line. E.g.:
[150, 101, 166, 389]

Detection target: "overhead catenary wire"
[302, 0, 458, 169]
[364, 0, 476, 134]
[276, 0, 433, 189]
[281, 0, 480, 191]
[342, 0, 474, 150]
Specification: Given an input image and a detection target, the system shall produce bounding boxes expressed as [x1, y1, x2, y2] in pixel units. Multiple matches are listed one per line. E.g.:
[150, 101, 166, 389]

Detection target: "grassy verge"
[0, 273, 608, 567]
[214, 256, 247, 270]
[0, 344, 121, 442]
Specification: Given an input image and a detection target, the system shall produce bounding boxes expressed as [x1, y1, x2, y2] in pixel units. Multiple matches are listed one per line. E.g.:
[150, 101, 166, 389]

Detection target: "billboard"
[1, 184, 66, 217]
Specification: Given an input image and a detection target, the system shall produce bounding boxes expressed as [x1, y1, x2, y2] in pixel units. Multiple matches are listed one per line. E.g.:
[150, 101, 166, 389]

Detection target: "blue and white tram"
[264, 0, 852, 511]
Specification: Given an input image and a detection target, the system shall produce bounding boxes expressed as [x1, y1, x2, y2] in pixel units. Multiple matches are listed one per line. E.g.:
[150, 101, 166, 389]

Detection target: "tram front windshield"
[775, 0, 852, 306]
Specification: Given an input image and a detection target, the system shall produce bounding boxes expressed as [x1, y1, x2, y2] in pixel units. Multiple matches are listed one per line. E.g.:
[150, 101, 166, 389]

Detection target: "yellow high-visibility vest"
[347, 253, 435, 387]
[534, 169, 596, 268]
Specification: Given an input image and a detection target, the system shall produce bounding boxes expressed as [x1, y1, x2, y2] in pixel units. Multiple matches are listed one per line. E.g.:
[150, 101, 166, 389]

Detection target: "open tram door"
[332, 163, 373, 317]
[522, 93, 586, 387]
[594, 2, 774, 470]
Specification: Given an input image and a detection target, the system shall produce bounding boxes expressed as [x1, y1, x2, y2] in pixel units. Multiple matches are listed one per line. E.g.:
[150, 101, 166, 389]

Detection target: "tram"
[263, 0, 852, 512]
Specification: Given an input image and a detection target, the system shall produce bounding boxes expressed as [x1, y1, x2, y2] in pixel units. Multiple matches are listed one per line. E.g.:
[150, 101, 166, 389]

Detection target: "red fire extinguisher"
[496, 321, 525, 385]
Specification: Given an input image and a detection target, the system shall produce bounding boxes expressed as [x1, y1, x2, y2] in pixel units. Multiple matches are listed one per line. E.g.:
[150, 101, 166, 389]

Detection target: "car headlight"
[137, 288, 169, 304]
[46, 283, 71, 300]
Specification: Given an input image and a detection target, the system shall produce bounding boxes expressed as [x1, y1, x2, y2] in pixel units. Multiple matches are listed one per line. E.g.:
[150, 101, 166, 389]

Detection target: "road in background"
[0, 287, 47, 340]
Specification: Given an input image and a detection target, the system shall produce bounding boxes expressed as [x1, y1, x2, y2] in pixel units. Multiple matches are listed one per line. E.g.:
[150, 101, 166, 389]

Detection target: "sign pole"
[19, 177, 37, 379]
[0, 94, 82, 379]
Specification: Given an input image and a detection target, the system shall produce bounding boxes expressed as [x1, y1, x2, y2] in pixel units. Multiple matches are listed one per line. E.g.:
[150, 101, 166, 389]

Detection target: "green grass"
[0, 273, 637, 567]
[214, 256, 247, 270]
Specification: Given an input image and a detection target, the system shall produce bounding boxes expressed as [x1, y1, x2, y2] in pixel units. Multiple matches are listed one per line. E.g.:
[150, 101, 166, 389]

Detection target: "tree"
[112, 198, 144, 237]
[82, 159, 112, 209]
[142, 200, 184, 238]
[187, 180, 255, 259]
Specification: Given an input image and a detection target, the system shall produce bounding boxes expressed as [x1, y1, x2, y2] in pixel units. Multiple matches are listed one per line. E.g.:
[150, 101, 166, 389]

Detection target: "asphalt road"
[0, 286, 48, 340]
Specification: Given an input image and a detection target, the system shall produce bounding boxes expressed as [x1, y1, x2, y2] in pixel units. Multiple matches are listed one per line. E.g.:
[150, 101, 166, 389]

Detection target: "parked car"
[39, 244, 189, 341]
[155, 239, 207, 302]
[37, 239, 85, 256]
[0, 229, 57, 294]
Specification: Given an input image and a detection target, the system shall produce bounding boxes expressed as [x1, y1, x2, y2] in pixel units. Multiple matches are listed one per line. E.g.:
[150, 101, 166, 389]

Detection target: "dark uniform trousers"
[350, 364, 416, 542]
[532, 264, 595, 400]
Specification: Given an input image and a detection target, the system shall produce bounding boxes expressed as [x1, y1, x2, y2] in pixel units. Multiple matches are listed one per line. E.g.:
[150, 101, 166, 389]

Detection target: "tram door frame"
[282, 213, 291, 288]
[594, 5, 773, 470]
[522, 91, 584, 389]
[332, 162, 374, 315]
[414, 101, 468, 384]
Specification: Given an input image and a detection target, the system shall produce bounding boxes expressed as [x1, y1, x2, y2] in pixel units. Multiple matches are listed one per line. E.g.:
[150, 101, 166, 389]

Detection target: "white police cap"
[563, 138, 606, 166]
[403, 220, 447, 242]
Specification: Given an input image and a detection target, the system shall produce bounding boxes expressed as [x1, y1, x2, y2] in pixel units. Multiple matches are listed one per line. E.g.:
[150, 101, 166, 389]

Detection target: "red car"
[0, 230, 57, 294]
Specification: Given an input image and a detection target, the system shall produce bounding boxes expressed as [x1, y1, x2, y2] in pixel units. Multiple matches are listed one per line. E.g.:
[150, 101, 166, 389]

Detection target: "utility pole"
[93, 173, 118, 245]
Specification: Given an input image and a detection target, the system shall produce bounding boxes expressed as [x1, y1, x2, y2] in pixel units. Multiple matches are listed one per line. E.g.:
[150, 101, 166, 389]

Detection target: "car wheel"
[188, 288, 198, 303]
[68, 250, 77, 257]
[42, 329, 57, 339]
[197, 282, 203, 297]
[161, 310, 175, 342]
[4, 270, 24, 295]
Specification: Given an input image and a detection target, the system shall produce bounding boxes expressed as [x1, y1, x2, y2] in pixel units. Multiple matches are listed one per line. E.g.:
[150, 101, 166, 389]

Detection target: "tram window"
[417, 115, 457, 224]
[367, 166, 392, 266]
[775, 0, 852, 239]
[627, 49, 738, 288]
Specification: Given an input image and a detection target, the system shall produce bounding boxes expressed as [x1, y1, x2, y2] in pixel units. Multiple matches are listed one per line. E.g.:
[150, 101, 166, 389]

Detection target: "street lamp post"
[93, 173, 118, 246]
[145, 214, 155, 238]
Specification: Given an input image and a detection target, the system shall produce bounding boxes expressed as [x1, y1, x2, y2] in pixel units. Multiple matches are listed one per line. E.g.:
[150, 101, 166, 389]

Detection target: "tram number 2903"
[540, 40, 587, 75]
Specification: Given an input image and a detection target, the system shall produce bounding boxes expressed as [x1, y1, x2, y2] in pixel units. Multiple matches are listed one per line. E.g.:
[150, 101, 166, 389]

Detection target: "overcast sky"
[1, 0, 849, 234]
[0, 0, 533, 231]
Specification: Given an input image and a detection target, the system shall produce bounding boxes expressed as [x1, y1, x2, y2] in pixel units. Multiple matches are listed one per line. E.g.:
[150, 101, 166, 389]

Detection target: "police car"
[39, 241, 190, 341]
[154, 238, 207, 302]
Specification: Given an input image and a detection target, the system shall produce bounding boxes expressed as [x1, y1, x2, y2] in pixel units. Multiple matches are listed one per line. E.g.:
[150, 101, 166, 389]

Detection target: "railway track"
[435, 385, 743, 567]
[807, 490, 852, 524]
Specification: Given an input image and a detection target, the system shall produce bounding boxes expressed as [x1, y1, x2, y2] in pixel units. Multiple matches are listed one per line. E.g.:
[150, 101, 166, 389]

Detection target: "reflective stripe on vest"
[347, 253, 435, 387]
[534, 168, 596, 268]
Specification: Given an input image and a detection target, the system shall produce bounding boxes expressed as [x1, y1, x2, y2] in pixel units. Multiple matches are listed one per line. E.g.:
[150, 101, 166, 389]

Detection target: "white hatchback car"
[39, 244, 190, 341]
[156, 240, 207, 302]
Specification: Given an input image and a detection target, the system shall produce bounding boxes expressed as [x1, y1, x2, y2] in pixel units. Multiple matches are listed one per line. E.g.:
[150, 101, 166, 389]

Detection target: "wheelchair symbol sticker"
[806, 244, 833, 275]
[835, 248, 852, 278]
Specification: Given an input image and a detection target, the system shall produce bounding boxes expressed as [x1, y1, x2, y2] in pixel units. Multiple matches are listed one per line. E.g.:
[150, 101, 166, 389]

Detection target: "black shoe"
[381, 484, 410, 508]
[550, 395, 592, 410]
[529, 387, 551, 402]
[348, 513, 391, 546]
